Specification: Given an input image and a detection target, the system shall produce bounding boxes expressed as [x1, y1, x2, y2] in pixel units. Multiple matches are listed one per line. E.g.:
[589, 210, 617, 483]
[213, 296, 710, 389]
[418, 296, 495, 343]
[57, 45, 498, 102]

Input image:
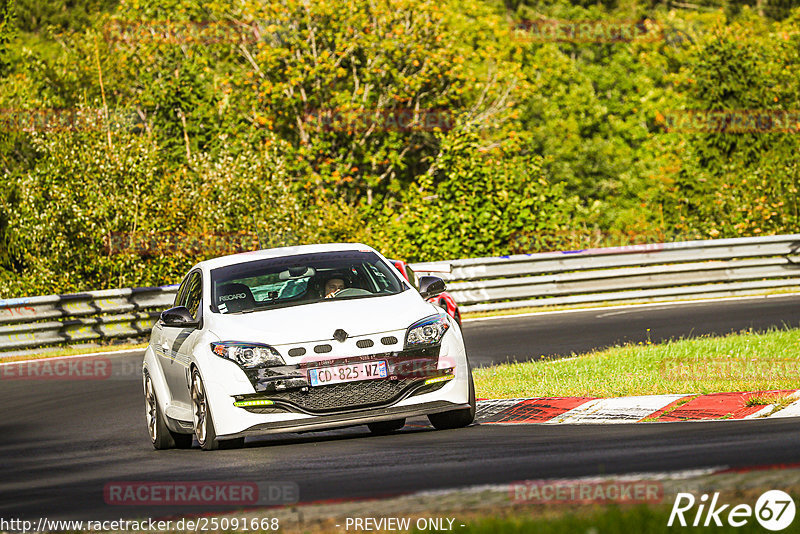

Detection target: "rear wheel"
[367, 419, 406, 435]
[428, 367, 475, 430]
[145, 374, 193, 450]
[191, 370, 244, 451]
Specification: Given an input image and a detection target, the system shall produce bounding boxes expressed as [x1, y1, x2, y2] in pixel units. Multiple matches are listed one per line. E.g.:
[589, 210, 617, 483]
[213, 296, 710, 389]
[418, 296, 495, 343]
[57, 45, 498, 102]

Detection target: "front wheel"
[428, 368, 475, 430]
[191, 370, 244, 451]
[145, 373, 193, 450]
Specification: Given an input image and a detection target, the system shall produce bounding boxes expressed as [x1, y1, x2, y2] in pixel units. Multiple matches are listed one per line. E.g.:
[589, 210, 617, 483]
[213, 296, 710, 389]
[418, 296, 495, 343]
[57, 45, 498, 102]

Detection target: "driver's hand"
[325, 289, 341, 299]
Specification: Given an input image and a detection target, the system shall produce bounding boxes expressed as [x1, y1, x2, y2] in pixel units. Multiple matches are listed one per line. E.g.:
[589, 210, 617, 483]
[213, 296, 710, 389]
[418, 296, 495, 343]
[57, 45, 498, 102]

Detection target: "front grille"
[314, 344, 332, 353]
[288, 347, 306, 357]
[268, 378, 415, 413]
[243, 406, 287, 414]
[381, 336, 398, 345]
[238, 346, 445, 414]
[356, 339, 374, 348]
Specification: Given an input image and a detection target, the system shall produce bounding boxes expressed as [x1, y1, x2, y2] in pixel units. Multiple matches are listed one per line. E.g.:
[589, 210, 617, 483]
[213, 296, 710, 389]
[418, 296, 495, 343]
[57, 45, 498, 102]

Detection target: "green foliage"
[1, 0, 800, 297]
[14, 0, 118, 32]
[659, 14, 800, 238]
[0, 0, 15, 77]
[374, 129, 572, 261]
[95, 0, 510, 203]
[2, 122, 302, 295]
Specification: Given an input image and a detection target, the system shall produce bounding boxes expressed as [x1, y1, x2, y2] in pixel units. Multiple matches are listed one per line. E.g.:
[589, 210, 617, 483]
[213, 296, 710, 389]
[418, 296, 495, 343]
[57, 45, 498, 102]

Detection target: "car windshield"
[210, 250, 407, 314]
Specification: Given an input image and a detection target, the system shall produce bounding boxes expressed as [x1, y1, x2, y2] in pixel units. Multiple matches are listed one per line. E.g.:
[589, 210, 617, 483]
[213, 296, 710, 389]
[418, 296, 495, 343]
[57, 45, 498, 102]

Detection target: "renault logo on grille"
[333, 329, 348, 343]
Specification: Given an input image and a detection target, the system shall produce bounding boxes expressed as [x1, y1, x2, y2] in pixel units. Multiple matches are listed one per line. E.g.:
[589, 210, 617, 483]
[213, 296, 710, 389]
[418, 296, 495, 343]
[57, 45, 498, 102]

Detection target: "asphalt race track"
[463, 294, 800, 367]
[2, 295, 800, 520]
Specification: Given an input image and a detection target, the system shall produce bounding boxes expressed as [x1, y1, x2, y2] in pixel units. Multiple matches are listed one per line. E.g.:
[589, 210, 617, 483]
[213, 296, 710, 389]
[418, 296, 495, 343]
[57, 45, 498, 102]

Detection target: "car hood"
[205, 289, 437, 345]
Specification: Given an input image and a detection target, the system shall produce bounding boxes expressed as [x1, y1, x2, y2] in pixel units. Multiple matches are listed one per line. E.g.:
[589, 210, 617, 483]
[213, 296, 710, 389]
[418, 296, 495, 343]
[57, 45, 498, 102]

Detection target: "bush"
[373, 129, 576, 261]
[1, 119, 313, 295]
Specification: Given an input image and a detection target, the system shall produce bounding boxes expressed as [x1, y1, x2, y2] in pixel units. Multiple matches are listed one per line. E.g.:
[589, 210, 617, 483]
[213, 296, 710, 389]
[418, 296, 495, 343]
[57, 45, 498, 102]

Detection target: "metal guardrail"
[413, 234, 800, 313]
[0, 287, 177, 351]
[2, 234, 799, 351]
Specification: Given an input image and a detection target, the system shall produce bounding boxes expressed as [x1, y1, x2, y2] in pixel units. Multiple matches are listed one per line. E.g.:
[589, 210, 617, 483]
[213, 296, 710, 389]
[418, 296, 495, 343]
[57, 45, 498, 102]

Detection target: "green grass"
[745, 392, 794, 408]
[473, 328, 800, 399]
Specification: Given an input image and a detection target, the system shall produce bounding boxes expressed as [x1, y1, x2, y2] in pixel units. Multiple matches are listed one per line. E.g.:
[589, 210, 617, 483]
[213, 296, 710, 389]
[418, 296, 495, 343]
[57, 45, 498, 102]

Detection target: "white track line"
[0, 347, 145, 367]
[767, 399, 800, 418]
[545, 394, 692, 424]
[744, 405, 775, 419]
[409, 466, 728, 498]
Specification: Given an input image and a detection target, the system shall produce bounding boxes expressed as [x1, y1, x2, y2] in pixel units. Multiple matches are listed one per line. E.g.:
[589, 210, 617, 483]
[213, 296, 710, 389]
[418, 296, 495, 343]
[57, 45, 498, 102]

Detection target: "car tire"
[191, 369, 244, 451]
[145, 373, 193, 450]
[367, 419, 406, 435]
[454, 309, 461, 326]
[427, 367, 475, 430]
[191, 370, 220, 451]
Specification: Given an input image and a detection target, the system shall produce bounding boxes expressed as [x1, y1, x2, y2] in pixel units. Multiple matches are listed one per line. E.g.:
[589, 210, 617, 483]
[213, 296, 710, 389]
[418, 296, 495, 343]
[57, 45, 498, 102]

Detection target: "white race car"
[143, 243, 475, 450]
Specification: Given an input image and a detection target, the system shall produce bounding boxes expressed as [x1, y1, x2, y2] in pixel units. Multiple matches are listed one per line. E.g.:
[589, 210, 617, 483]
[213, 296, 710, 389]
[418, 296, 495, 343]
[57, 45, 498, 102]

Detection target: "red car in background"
[390, 259, 461, 326]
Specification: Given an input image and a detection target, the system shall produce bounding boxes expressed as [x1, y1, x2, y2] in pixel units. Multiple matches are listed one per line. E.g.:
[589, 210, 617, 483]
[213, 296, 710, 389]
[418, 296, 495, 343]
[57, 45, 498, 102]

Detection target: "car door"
[153, 274, 189, 396]
[159, 270, 202, 409]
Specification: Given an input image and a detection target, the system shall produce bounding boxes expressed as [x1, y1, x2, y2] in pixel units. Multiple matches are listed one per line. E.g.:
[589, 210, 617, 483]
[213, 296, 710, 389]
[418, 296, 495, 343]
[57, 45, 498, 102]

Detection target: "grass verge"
[473, 327, 800, 398]
[170, 468, 800, 534]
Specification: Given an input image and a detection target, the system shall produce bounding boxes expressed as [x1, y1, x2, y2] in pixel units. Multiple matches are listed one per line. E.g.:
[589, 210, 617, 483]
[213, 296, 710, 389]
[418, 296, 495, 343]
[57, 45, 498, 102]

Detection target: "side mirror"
[160, 306, 199, 328]
[418, 276, 446, 299]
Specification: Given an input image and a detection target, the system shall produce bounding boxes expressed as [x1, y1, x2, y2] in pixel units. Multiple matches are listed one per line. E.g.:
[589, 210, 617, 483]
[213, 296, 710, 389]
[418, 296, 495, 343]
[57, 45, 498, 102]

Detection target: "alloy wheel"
[145, 376, 158, 443]
[191, 373, 207, 445]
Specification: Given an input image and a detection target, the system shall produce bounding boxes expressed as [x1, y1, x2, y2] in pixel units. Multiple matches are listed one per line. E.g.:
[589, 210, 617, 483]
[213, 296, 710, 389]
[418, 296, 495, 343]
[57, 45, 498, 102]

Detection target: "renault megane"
[143, 243, 475, 450]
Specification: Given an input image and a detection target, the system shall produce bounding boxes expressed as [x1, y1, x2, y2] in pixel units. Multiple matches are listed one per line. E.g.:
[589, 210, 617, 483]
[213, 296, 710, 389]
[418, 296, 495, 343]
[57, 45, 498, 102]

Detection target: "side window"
[182, 272, 203, 320]
[173, 274, 191, 307]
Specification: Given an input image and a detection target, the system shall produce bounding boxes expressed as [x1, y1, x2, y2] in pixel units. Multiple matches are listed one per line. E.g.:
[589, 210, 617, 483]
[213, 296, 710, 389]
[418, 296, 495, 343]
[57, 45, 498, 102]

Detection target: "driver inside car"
[323, 277, 347, 298]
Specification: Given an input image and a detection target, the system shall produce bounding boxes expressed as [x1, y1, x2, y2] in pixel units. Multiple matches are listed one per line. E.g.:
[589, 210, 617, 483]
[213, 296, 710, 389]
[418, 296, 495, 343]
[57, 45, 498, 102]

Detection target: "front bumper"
[235, 346, 452, 415]
[202, 325, 470, 438]
[220, 400, 470, 439]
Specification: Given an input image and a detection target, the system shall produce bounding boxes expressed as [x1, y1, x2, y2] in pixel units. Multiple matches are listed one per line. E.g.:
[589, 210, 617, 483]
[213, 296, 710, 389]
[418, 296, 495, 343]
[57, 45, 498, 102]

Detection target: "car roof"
[195, 243, 380, 272]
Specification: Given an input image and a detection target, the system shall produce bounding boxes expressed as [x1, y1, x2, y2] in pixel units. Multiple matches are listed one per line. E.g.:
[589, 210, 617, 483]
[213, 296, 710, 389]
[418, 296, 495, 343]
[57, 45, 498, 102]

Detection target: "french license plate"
[308, 360, 388, 386]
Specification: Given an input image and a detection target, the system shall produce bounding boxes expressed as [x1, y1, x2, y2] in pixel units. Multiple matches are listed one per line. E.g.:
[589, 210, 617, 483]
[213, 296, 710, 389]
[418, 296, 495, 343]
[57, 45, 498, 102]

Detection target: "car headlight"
[210, 341, 285, 368]
[405, 314, 449, 349]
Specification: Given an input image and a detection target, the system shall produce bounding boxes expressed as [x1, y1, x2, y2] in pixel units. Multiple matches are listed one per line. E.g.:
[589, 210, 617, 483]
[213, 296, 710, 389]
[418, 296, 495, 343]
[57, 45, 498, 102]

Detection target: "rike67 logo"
[668, 490, 796, 531]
